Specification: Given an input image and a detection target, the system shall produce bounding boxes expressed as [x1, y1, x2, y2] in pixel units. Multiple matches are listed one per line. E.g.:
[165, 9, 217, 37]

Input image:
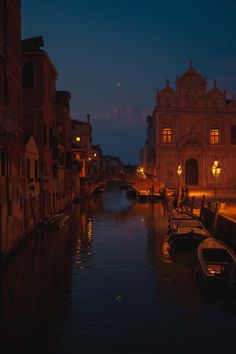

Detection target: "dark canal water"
[1, 182, 236, 354]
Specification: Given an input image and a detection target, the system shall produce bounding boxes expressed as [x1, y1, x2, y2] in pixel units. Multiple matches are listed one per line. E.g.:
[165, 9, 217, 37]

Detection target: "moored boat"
[169, 209, 199, 221]
[197, 238, 236, 287]
[136, 190, 149, 202]
[44, 213, 70, 228]
[168, 218, 210, 251]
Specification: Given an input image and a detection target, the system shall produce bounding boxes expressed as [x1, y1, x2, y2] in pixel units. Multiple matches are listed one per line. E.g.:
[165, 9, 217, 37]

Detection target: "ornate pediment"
[177, 132, 207, 148]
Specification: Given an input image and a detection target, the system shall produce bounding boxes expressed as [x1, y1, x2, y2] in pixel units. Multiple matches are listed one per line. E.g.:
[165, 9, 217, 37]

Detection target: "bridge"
[79, 171, 161, 197]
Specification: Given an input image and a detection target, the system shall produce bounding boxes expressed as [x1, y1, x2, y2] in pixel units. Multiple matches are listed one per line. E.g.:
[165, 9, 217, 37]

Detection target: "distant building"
[55, 90, 78, 205]
[71, 116, 102, 177]
[101, 155, 122, 174]
[142, 62, 236, 188]
[91, 144, 102, 175]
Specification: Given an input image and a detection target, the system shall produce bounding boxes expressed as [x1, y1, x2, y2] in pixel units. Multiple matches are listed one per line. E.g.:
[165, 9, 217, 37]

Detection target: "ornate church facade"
[141, 62, 236, 189]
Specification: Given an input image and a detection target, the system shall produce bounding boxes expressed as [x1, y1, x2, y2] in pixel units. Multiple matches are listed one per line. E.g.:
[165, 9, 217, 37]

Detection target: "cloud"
[98, 105, 152, 128]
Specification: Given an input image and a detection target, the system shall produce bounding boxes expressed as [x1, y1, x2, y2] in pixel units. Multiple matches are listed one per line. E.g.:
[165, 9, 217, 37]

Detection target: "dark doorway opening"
[185, 158, 198, 185]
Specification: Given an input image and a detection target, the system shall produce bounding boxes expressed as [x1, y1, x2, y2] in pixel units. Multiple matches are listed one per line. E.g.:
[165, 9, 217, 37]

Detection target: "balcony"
[0, 104, 18, 143]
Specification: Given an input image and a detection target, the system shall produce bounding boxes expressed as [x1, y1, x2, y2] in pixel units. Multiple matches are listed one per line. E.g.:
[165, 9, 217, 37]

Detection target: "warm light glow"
[88, 157, 91, 161]
[212, 162, 221, 178]
[93, 153, 97, 157]
[210, 128, 219, 144]
[162, 127, 172, 144]
[76, 137, 81, 142]
[137, 166, 144, 174]
[177, 165, 182, 177]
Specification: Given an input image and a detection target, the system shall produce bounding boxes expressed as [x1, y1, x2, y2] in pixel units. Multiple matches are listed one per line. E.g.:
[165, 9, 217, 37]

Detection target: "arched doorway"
[185, 158, 198, 185]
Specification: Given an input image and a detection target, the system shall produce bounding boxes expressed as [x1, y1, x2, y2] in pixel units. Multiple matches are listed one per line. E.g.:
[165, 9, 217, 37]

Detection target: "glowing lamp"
[177, 165, 182, 177]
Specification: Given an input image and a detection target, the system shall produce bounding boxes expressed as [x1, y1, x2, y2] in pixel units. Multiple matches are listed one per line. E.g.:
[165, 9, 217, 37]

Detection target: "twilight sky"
[22, 0, 236, 164]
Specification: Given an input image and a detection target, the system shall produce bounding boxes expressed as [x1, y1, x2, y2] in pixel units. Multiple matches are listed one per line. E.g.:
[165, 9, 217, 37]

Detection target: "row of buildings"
[0, 1, 121, 260]
[141, 61, 236, 189]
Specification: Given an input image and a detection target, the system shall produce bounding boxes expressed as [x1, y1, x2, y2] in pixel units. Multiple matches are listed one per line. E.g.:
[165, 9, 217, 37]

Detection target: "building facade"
[22, 36, 59, 221]
[142, 62, 236, 189]
[0, 0, 25, 257]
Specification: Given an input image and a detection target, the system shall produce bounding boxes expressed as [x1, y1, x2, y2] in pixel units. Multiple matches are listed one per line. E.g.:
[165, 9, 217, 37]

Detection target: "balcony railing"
[0, 104, 18, 143]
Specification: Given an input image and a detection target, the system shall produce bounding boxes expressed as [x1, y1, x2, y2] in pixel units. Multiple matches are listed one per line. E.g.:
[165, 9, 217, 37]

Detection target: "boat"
[136, 190, 149, 202]
[169, 209, 199, 221]
[44, 213, 70, 228]
[197, 238, 236, 287]
[168, 218, 210, 251]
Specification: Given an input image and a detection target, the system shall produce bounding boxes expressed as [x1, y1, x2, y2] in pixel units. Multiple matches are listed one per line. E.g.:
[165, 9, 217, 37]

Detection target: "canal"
[1, 182, 236, 354]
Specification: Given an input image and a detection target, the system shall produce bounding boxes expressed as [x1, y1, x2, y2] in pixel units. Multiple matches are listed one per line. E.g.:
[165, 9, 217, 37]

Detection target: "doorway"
[185, 158, 198, 185]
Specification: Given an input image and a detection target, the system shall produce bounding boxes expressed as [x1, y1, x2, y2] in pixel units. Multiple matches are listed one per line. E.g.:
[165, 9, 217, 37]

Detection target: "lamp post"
[177, 165, 182, 208]
[177, 165, 182, 187]
[211, 158, 221, 204]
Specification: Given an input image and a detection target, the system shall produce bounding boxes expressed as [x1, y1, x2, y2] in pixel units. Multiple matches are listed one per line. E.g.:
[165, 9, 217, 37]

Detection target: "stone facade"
[142, 62, 236, 189]
[0, 0, 25, 256]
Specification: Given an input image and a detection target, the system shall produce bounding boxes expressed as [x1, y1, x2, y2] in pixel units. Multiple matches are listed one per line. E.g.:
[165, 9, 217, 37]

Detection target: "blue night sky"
[22, 0, 236, 164]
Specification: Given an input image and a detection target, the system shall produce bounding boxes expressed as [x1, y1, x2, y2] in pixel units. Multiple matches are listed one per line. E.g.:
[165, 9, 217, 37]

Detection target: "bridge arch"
[80, 172, 160, 197]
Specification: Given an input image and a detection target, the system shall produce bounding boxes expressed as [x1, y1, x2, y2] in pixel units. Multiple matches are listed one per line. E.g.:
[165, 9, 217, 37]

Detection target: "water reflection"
[1, 183, 236, 354]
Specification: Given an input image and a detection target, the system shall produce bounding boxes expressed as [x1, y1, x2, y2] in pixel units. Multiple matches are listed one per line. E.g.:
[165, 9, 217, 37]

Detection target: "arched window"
[162, 125, 172, 144]
[210, 126, 219, 144]
[231, 126, 236, 144]
[22, 62, 35, 88]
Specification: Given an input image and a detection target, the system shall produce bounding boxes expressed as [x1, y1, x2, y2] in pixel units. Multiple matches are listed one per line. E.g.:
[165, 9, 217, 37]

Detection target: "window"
[76, 137, 81, 142]
[49, 127, 53, 148]
[43, 163, 47, 176]
[52, 163, 57, 178]
[22, 62, 35, 88]
[34, 160, 38, 178]
[26, 158, 31, 179]
[231, 126, 236, 144]
[0, 148, 6, 176]
[210, 126, 219, 144]
[44, 124, 47, 146]
[162, 126, 172, 144]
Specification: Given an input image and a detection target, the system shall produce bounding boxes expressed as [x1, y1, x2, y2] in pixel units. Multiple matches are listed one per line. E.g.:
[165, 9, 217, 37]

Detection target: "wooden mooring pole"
[199, 195, 205, 220]
[190, 196, 195, 213]
[212, 201, 220, 235]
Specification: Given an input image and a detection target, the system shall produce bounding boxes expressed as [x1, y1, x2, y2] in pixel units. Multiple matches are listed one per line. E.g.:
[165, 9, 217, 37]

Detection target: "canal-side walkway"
[189, 188, 236, 221]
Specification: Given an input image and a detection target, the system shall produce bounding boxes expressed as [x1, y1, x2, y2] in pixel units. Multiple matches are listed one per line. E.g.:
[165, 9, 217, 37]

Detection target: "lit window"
[76, 137, 81, 142]
[162, 126, 172, 144]
[210, 127, 219, 144]
[94, 153, 97, 157]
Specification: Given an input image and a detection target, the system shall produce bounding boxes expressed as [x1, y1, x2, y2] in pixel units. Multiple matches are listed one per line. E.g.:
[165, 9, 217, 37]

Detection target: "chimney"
[86, 114, 91, 124]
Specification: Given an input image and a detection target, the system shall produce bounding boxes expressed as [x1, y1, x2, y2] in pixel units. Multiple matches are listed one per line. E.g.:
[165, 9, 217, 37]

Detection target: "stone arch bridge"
[80, 172, 161, 197]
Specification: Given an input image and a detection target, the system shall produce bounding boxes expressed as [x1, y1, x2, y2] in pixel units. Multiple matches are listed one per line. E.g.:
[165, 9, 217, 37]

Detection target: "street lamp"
[177, 165, 182, 208]
[137, 166, 145, 179]
[177, 165, 182, 187]
[212, 158, 221, 204]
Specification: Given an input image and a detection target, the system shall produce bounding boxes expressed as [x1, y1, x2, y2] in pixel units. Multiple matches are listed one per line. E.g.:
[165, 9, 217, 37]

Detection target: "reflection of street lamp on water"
[212, 158, 221, 204]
